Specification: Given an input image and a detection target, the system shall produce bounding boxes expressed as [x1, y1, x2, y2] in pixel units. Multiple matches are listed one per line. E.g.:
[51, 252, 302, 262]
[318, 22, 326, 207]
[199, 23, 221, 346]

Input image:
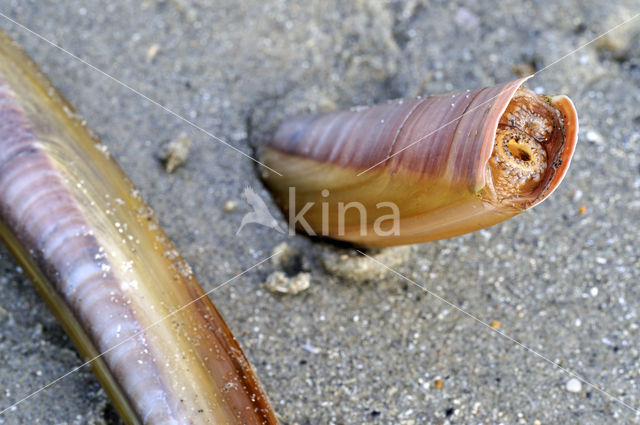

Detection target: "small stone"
[433, 378, 443, 390]
[585, 130, 603, 144]
[301, 343, 321, 354]
[490, 320, 501, 330]
[223, 200, 237, 212]
[159, 134, 191, 173]
[566, 378, 582, 393]
[146, 43, 160, 62]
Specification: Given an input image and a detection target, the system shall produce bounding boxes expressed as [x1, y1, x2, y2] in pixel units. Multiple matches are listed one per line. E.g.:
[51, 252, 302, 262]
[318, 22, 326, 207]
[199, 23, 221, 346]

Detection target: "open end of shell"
[489, 87, 568, 208]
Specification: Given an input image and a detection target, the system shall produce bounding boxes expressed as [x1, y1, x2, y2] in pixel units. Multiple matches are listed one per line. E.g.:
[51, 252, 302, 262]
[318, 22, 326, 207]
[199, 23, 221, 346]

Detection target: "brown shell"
[0, 30, 278, 424]
[262, 78, 578, 247]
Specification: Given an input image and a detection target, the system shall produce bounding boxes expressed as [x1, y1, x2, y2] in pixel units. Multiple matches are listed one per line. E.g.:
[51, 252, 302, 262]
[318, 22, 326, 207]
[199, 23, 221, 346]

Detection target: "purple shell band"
[270, 77, 529, 189]
[0, 80, 180, 423]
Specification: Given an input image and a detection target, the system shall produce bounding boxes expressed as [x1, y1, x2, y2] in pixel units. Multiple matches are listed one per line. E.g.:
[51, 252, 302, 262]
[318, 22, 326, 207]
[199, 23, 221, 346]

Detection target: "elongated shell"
[0, 31, 277, 424]
[262, 77, 578, 247]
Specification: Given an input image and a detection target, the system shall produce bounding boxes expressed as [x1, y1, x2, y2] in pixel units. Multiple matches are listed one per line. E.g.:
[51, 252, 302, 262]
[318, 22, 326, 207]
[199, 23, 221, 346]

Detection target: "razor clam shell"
[0, 30, 277, 425]
[269, 78, 528, 191]
[262, 78, 578, 247]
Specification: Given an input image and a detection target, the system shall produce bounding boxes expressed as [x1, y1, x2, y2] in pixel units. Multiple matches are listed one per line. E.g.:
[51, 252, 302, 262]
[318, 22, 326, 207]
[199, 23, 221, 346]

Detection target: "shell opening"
[489, 87, 565, 207]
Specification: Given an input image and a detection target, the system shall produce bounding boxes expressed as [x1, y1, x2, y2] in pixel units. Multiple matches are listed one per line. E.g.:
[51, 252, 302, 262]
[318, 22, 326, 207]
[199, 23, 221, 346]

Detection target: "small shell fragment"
[159, 133, 191, 172]
[146, 43, 161, 63]
[265, 242, 310, 294]
[320, 246, 412, 282]
[264, 270, 311, 294]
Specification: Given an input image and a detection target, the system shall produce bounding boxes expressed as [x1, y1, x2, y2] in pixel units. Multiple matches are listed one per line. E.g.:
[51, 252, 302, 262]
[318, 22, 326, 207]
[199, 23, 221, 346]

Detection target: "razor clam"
[0, 30, 278, 424]
[261, 77, 578, 247]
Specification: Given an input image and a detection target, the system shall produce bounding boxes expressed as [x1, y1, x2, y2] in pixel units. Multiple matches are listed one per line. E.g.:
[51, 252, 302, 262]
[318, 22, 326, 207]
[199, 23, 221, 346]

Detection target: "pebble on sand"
[159, 134, 191, 173]
[566, 378, 582, 393]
